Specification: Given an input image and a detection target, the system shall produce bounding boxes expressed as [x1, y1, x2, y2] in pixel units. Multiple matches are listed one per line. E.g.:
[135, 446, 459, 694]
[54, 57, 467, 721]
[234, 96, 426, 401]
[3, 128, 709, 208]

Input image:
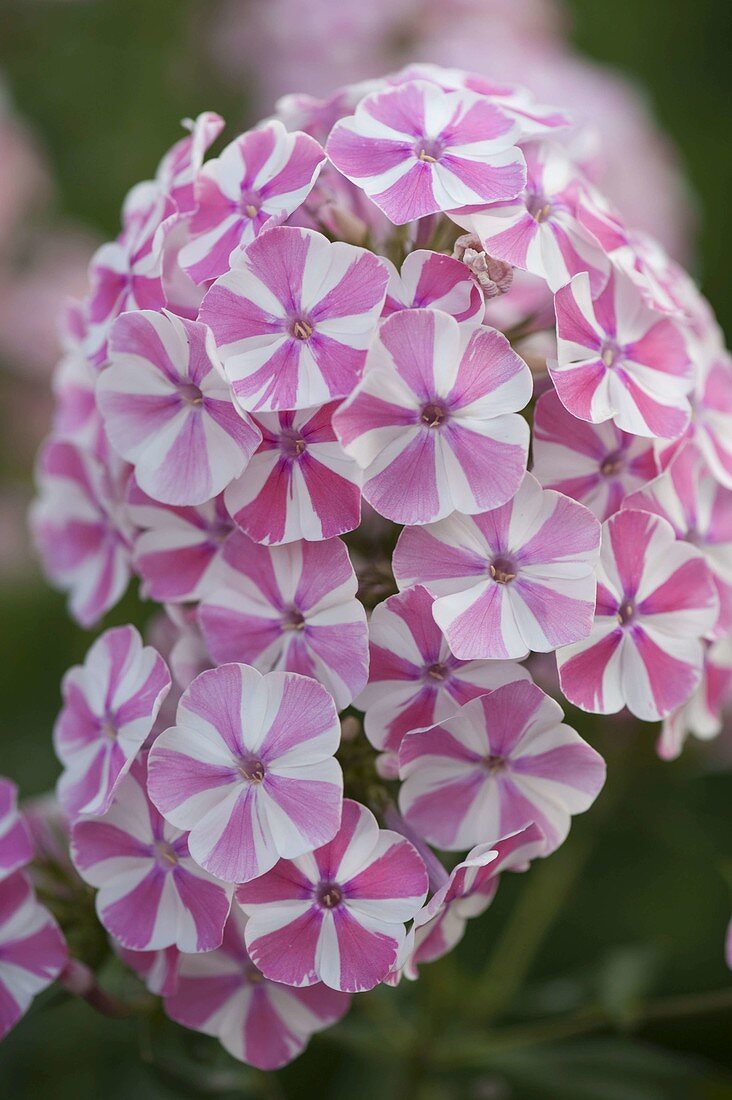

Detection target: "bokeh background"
[0, 1, 730, 1096]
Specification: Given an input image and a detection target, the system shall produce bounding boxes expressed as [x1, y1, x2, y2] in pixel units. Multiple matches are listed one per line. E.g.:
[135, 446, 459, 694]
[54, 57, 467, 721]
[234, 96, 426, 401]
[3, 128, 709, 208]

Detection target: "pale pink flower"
[200, 225, 389, 411]
[0, 780, 33, 882]
[148, 664, 343, 884]
[458, 140, 608, 291]
[30, 439, 134, 627]
[98, 310, 261, 505]
[164, 908, 350, 1069]
[224, 403, 362, 545]
[326, 79, 525, 224]
[557, 509, 720, 721]
[236, 799, 428, 992]
[71, 756, 232, 952]
[127, 481, 235, 604]
[393, 472, 601, 660]
[532, 389, 658, 521]
[0, 872, 67, 1040]
[398, 679, 605, 852]
[657, 638, 732, 761]
[180, 120, 326, 284]
[357, 585, 530, 753]
[51, 348, 103, 452]
[382, 249, 484, 321]
[549, 267, 693, 439]
[54, 625, 171, 818]
[624, 445, 732, 638]
[198, 532, 368, 710]
[403, 823, 545, 978]
[333, 309, 531, 524]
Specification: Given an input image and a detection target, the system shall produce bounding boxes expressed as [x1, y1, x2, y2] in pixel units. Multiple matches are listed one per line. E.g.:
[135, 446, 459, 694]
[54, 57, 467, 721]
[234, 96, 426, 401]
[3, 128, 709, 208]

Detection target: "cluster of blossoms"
[17, 63, 732, 1068]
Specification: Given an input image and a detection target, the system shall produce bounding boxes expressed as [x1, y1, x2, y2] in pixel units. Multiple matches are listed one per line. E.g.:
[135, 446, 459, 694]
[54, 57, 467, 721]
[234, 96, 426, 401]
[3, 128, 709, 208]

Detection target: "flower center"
[280, 430, 308, 459]
[154, 840, 179, 868]
[282, 607, 306, 631]
[420, 401, 448, 428]
[600, 451, 624, 477]
[238, 756, 266, 783]
[527, 193, 553, 223]
[244, 964, 265, 985]
[600, 340, 621, 368]
[290, 317, 313, 341]
[490, 556, 517, 584]
[425, 661, 448, 682]
[178, 383, 204, 406]
[617, 600, 636, 626]
[239, 190, 261, 219]
[100, 718, 118, 741]
[316, 881, 343, 909]
[415, 137, 443, 163]
[483, 754, 506, 774]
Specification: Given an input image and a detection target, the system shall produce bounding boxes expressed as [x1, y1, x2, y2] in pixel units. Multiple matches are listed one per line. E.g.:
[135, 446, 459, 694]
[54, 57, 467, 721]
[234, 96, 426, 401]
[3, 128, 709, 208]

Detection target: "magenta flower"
[393, 472, 601, 660]
[404, 824, 545, 979]
[200, 225, 389, 411]
[333, 309, 532, 524]
[0, 872, 67, 1040]
[128, 482, 235, 604]
[460, 140, 608, 292]
[557, 509, 720, 721]
[532, 390, 658, 521]
[549, 266, 693, 439]
[0, 780, 33, 883]
[98, 310, 261, 506]
[357, 585, 530, 753]
[326, 79, 525, 224]
[164, 908, 350, 1069]
[624, 445, 732, 638]
[236, 799, 428, 992]
[180, 121, 326, 284]
[198, 532, 369, 709]
[658, 638, 732, 761]
[71, 757, 232, 952]
[398, 680, 606, 853]
[224, 403, 362, 545]
[147, 663, 343, 884]
[382, 249, 484, 321]
[54, 625, 171, 819]
[31, 439, 134, 627]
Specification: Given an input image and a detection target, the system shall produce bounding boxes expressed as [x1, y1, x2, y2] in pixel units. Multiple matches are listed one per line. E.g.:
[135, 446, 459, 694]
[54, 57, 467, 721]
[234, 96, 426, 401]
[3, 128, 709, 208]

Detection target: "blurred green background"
[0, 1, 730, 1097]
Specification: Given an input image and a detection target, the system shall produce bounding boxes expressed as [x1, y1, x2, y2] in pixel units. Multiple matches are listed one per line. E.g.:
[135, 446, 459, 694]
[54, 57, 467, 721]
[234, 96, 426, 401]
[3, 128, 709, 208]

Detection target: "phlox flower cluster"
[22, 64, 732, 1068]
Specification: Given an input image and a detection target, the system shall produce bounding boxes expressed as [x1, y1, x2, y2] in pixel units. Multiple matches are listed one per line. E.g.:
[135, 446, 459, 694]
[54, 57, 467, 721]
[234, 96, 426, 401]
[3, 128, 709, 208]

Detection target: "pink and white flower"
[333, 309, 532, 524]
[224, 403, 362, 545]
[625, 444, 732, 636]
[236, 799, 428, 992]
[357, 585, 530, 753]
[398, 680, 605, 853]
[532, 389, 658, 521]
[382, 249, 484, 321]
[180, 121, 326, 284]
[54, 625, 171, 818]
[404, 823, 545, 978]
[459, 140, 608, 291]
[31, 440, 134, 628]
[117, 944, 180, 997]
[557, 509, 720, 721]
[549, 267, 693, 439]
[199, 225, 389, 411]
[657, 638, 732, 761]
[147, 663, 342, 884]
[0, 780, 33, 883]
[393, 472, 601, 660]
[659, 353, 732, 488]
[326, 79, 525, 224]
[0, 872, 67, 1040]
[164, 908, 350, 1069]
[98, 310, 261, 506]
[198, 532, 369, 709]
[71, 757, 232, 952]
[128, 482, 235, 604]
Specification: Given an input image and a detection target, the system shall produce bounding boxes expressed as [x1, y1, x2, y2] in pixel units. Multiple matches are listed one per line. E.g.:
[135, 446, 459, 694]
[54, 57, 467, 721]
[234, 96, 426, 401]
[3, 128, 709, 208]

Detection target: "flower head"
[0, 780, 33, 883]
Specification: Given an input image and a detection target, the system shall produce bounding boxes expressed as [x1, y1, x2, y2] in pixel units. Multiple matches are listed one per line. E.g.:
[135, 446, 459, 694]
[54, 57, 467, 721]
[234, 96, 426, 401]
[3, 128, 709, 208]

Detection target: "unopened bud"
[453, 233, 513, 298]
